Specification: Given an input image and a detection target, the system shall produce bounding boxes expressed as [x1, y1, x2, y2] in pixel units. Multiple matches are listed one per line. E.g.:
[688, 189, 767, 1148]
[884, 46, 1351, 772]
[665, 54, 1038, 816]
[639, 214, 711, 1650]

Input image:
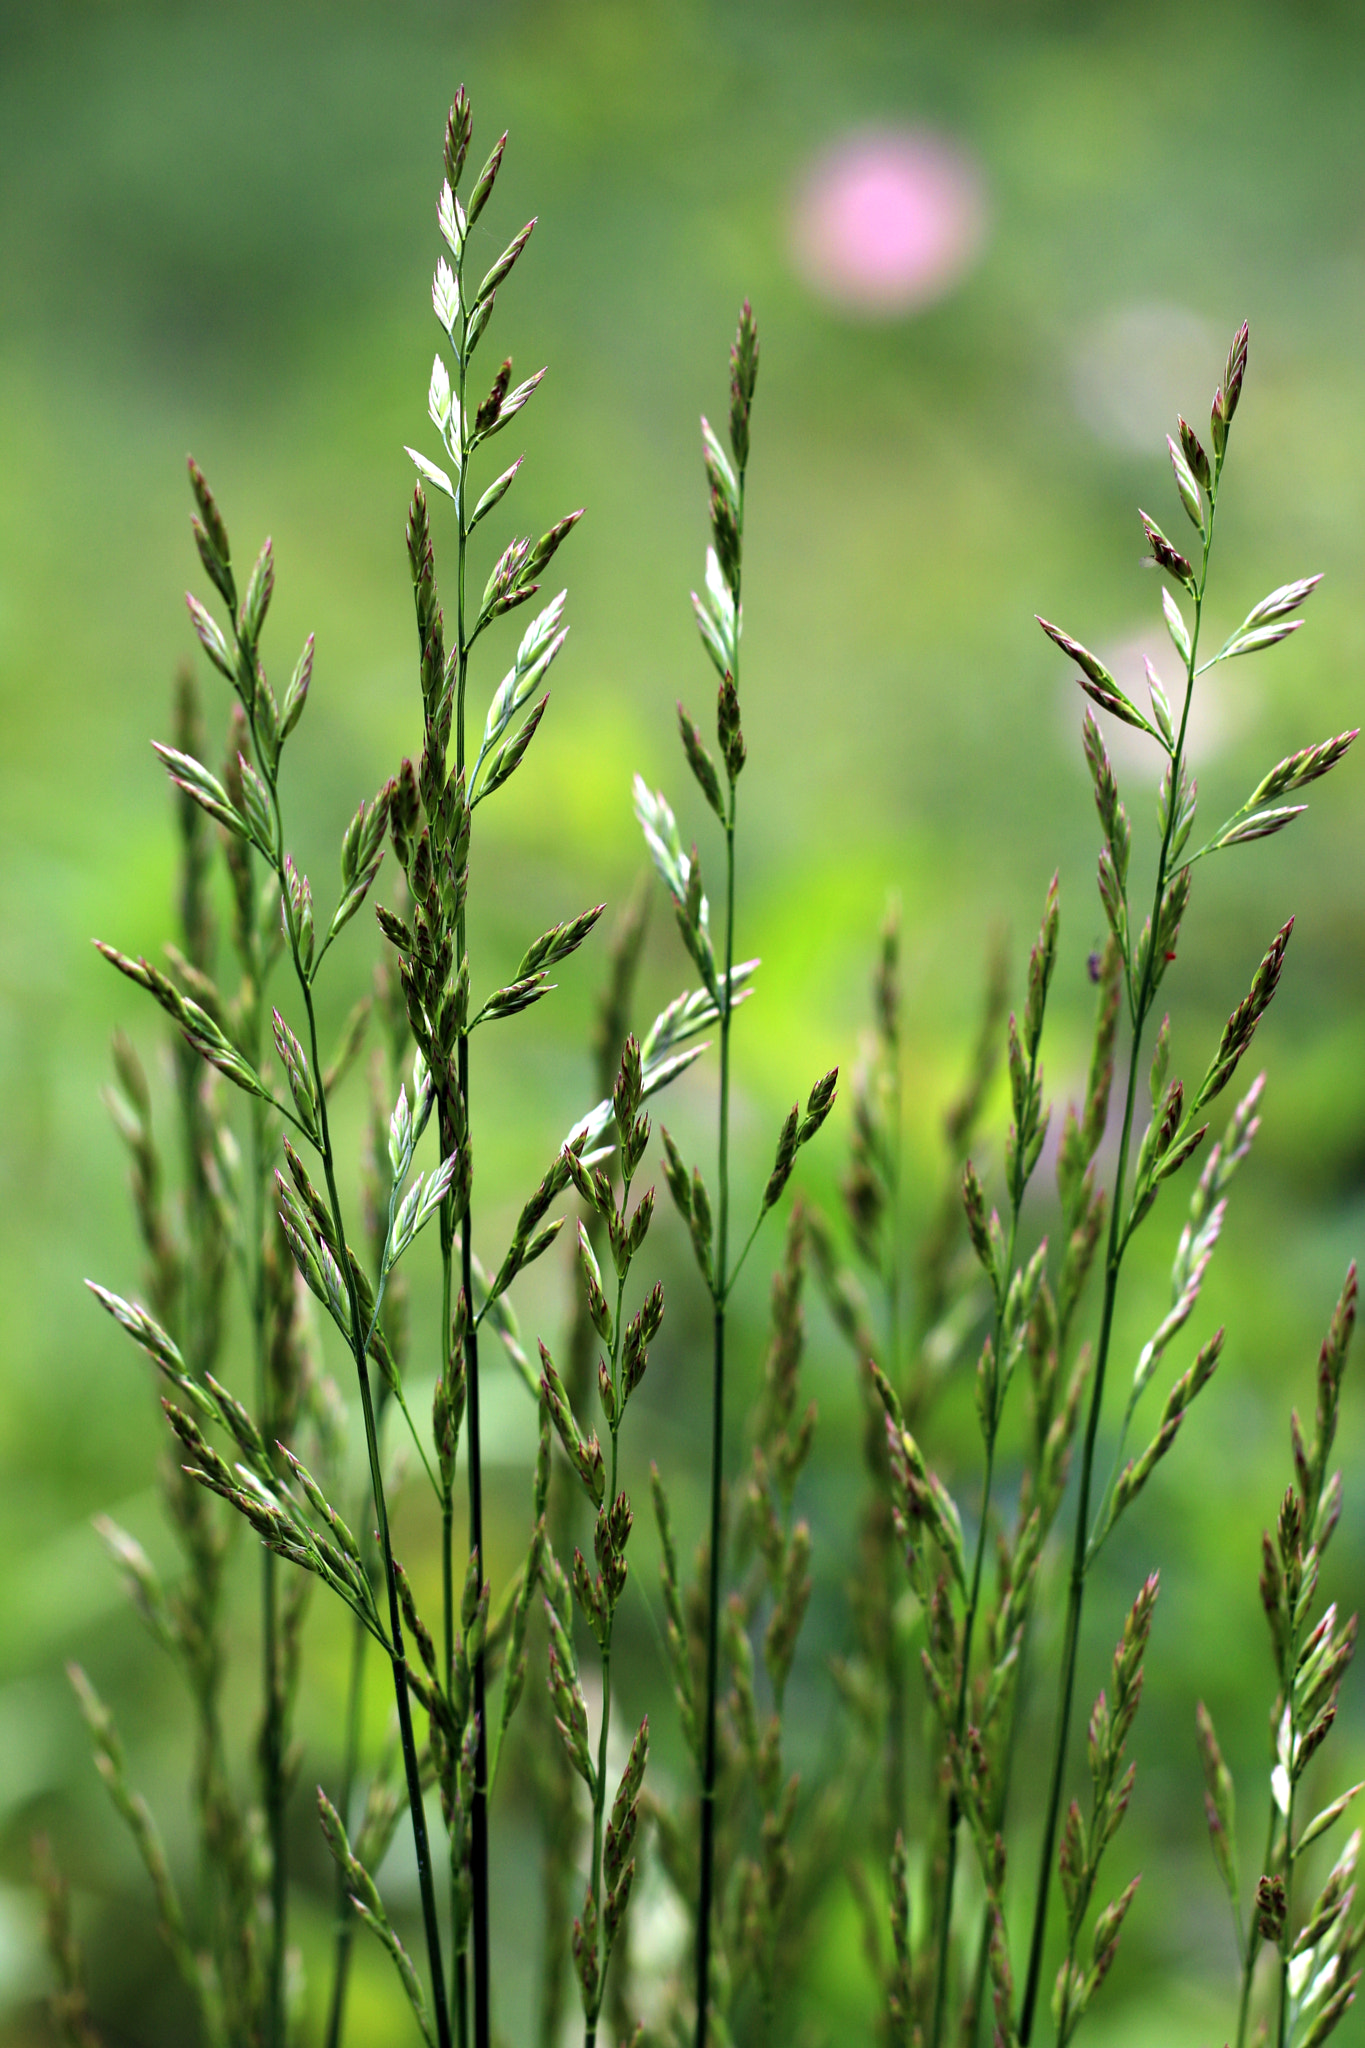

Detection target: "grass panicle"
[1209, 1262, 1363, 2048]
[1016, 323, 1354, 2045]
[634, 302, 839, 2047]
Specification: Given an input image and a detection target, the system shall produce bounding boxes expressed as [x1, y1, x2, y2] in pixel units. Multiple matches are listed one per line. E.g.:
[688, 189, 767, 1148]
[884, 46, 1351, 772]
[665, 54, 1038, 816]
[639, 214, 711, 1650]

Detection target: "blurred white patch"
[1272, 1761, 1291, 1817]
[789, 129, 988, 316]
[1056, 630, 1259, 786]
[0, 1884, 42, 2000]
[627, 1830, 690, 2025]
[1071, 304, 1219, 454]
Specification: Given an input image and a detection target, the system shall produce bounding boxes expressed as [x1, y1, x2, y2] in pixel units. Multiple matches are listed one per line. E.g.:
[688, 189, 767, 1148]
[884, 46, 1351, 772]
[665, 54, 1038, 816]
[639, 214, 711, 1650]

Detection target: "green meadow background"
[2, 1, 1364, 2041]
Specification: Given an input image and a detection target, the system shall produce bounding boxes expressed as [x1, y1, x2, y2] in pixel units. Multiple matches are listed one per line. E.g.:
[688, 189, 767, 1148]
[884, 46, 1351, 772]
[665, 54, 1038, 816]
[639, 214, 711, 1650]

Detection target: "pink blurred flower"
[790, 128, 988, 316]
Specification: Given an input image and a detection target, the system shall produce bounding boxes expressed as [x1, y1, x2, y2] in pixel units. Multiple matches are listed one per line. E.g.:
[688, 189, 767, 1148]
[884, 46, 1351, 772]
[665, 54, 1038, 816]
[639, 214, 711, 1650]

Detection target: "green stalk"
[886, 1049, 908, 1860]
[677, 306, 757, 2048]
[443, 1253, 456, 1711]
[927, 1436, 994, 2048]
[251, 1083, 287, 2048]
[966, 1635, 1026, 2048]
[438, 1102, 469, 2048]
[324, 1123, 406, 2048]
[170, 989, 233, 2024]
[260, 1470, 285, 2048]
[250, 700, 452, 2048]
[928, 1071, 1036, 2048]
[323, 1361, 400, 2048]
[451, 285, 491, 2048]
[885, 1636, 908, 1876]
[309, 982, 452, 2048]
[1017, 460, 1222, 2045]
[1235, 1802, 1277, 2048]
[585, 1229, 632, 2048]
[585, 1506, 616, 2048]
[695, 745, 738, 2048]
[441, 1228, 468, 2048]
[1277, 1829, 1294, 2048]
[323, 1600, 369, 2048]
[240, 829, 287, 2048]
[175, 712, 263, 2032]
[886, 1014, 904, 1394]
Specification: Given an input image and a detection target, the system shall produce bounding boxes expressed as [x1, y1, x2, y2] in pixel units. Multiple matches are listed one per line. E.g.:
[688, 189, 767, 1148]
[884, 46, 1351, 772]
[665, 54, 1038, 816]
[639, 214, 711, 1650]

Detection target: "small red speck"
[1165, 950, 1178, 963]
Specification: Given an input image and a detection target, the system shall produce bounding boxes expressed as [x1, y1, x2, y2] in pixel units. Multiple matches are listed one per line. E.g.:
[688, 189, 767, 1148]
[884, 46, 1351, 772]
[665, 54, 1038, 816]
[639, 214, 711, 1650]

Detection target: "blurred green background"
[3, 0, 1364, 2041]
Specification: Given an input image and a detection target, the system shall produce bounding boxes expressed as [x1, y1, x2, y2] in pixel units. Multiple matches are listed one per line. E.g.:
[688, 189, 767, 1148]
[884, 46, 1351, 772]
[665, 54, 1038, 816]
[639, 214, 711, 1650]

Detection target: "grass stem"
[251, 694, 452, 2048]
[930, 973, 1044, 2048]
[928, 1434, 995, 2048]
[323, 1603, 369, 2048]
[585, 1249, 631, 2048]
[451, 281, 491, 2048]
[695, 785, 737, 2048]
[251, 1072, 287, 2048]
[1235, 1801, 1277, 2048]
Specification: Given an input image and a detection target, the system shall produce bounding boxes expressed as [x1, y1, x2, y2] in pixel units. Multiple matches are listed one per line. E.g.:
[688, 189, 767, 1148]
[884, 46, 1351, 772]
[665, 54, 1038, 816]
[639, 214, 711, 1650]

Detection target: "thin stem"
[967, 1486, 1046, 2048]
[1236, 1801, 1277, 2048]
[693, 436, 746, 2046]
[253, 1091, 287, 2048]
[696, 1296, 725, 2040]
[261, 1524, 285, 2042]
[883, 1020, 907, 1863]
[1085, 1388, 1143, 1575]
[1018, 1417, 1092, 2044]
[392, 1385, 442, 1498]
[585, 1243, 631, 2048]
[965, 1628, 1027, 2048]
[929, 1001, 1039, 2048]
[439, 273, 472, 2048]
[240, 819, 286, 2048]
[168, 940, 234, 2016]
[695, 783, 737, 2048]
[448, 278, 492, 2048]
[443, 1239, 456, 1710]
[723, 1205, 764, 1299]
[585, 1615, 614, 2048]
[442, 1231, 469, 2048]
[928, 1436, 995, 2048]
[887, 1045, 904, 1394]
[323, 1601, 370, 2048]
[324, 1156, 401, 2048]
[311, 993, 452, 2048]
[251, 709, 451, 2048]
[933, 1196, 1031, 2039]
[1018, 467, 1222, 2045]
[315, 1144, 439, 1977]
